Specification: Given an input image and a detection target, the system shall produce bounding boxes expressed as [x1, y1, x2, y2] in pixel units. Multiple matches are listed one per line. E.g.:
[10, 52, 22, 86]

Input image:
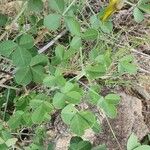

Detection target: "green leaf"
[70, 114, 88, 136]
[19, 34, 34, 49]
[0, 144, 7, 150]
[65, 17, 81, 36]
[64, 48, 78, 60]
[138, 0, 150, 5]
[70, 36, 82, 50]
[28, 0, 43, 12]
[86, 63, 106, 79]
[31, 65, 46, 83]
[31, 104, 47, 124]
[53, 92, 66, 109]
[5, 138, 18, 147]
[22, 112, 32, 126]
[118, 55, 137, 74]
[90, 15, 100, 29]
[89, 46, 101, 61]
[119, 55, 133, 62]
[95, 52, 111, 68]
[44, 13, 61, 31]
[134, 145, 150, 150]
[65, 91, 82, 104]
[15, 95, 30, 110]
[127, 133, 141, 150]
[99, 21, 113, 33]
[61, 82, 76, 93]
[138, 4, 150, 14]
[0, 40, 18, 57]
[30, 54, 48, 66]
[1, 131, 12, 141]
[48, 0, 65, 13]
[70, 111, 95, 136]
[15, 67, 32, 85]
[99, 98, 117, 118]
[118, 61, 137, 74]
[82, 28, 98, 40]
[0, 13, 8, 26]
[105, 94, 120, 105]
[8, 111, 24, 129]
[133, 7, 144, 23]
[92, 121, 101, 133]
[43, 75, 66, 87]
[12, 47, 32, 67]
[88, 84, 101, 105]
[69, 136, 83, 145]
[69, 137, 92, 150]
[55, 44, 65, 60]
[61, 104, 78, 125]
[43, 75, 56, 87]
[0, 137, 5, 145]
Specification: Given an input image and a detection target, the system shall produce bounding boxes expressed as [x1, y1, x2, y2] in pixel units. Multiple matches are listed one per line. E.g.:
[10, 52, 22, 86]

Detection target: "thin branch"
[139, 67, 150, 74]
[0, 84, 20, 90]
[131, 49, 150, 60]
[38, 30, 67, 54]
[38, 0, 77, 53]
[104, 113, 123, 150]
[62, 0, 76, 16]
[78, 80, 123, 150]
[3, 89, 10, 121]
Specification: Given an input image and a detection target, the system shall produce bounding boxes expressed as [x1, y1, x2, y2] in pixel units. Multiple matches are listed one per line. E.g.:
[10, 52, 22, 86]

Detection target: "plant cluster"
[0, 0, 150, 149]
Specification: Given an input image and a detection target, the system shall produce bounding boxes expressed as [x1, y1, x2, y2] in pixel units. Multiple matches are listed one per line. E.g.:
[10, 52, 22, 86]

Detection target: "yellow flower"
[101, 0, 124, 22]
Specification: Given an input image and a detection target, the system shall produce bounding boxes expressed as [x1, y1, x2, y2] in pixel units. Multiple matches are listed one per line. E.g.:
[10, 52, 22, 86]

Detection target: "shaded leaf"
[19, 34, 34, 49]
[82, 28, 98, 40]
[127, 133, 141, 150]
[8, 111, 24, 129]
[12, 47, 32, 67]
[105, 94, 120, 105]
[61, 104, 78, 125]
[70, 36, 82, 50]
[65, 91, 82, 104]
[44, 13, 61, 31]
[133, 7, 144, 23]
[65, 17, 81, 36]
[53, 92, 66, 109]
[31, 65, 46, 83]
[48, 0, 65, 13]
[134, 145, 150, 150]
[0, 13, 8, 26]
[15, 67, 32, 85]
[28, 0, 43, 12]
[99, 98, 117, 118]
[0, 40, 18, 57]
[30, 54, 48, 66]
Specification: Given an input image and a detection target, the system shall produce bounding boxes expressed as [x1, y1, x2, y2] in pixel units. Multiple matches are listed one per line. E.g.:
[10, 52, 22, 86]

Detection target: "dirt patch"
[94, 92, 149, 150]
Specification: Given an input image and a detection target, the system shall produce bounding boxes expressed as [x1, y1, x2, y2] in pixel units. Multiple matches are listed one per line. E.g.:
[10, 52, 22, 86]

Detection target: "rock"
[94, 92, 149, 150]
[55, 135, 71, 150]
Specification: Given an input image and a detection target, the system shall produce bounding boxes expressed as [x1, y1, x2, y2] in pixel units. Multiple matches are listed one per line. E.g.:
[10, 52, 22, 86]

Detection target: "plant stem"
[3, 89, 10, 121]
[62, 0, 76, 16]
